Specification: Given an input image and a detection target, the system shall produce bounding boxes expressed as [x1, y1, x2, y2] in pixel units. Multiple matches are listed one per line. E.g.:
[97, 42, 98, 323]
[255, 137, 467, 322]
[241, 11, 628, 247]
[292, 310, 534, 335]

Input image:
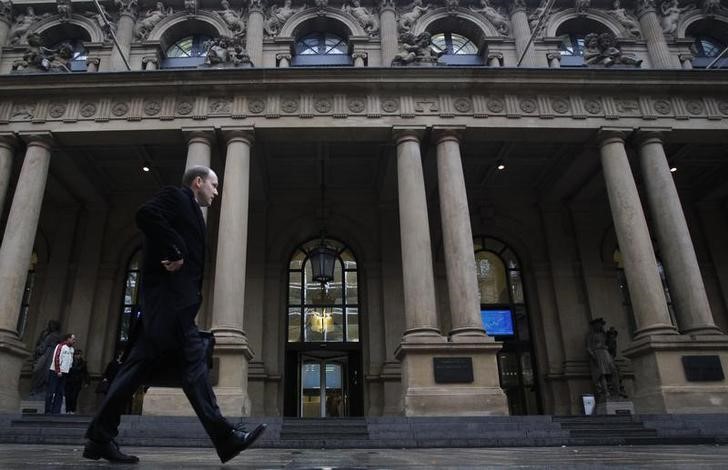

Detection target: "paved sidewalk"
[1, 444, 727, 469]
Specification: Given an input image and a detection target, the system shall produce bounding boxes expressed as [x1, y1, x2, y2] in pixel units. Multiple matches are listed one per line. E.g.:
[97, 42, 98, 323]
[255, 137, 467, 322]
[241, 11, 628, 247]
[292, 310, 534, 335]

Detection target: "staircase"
[552, 415, 712, 445]
[278, 418, 370, 448]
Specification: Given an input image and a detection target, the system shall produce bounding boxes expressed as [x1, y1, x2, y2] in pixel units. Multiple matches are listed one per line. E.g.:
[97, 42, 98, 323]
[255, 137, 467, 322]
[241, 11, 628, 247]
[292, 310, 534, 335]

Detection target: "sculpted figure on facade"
[134, 1, 172, 39]
[586, 318, 623, 401]
[660, 0, 691, 35]
[115, 0, 139, 16]
[470, 0, 510, 35]
[184, 0, 198, 15]
[30, 320, 62, 397]
[13, 32, 72, 72]
[57, 0, 72, 21]
[398, 0, 429, 33]
[9, 7, 50, 45]
[0, 1, 12, 24]
[343, 0, 380, 37]
[702, 0, 723, 14]
[584, 31, 642, 66]
[609, 0, 641, 38]
[575, 0, 591, 15]
[217, 0, 247, 36]
[635, 0, 656, 16]
[204, 35, 252, 66]
[528, 0, 550, 35]
[392, 31, 440, 65]
[85, 3, 117, 38]
[264, 0, 300, 37]
[314, 0, 329, 12]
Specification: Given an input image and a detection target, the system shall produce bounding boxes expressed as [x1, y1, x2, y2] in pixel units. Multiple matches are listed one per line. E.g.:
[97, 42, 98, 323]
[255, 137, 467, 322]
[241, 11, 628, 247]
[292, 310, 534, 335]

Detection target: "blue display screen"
[481, 309, 514, 336]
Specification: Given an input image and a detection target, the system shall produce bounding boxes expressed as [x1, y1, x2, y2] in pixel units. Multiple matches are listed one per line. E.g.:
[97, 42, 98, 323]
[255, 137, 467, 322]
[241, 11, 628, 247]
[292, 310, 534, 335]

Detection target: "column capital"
[379, 0, 396, 14]
[596, 127, 632, 147]
[0, 132, 18, 150]
[182, 126, 215, 145]
[85, 57, 101, 67]
[508, 0, 527, 15]
[635, 0, 657, 18]
[18, 132, 54, 150]
[633, 127, 671, 147]
[392, 126, 426, 144]
[431, 125, 465, 144]
[220, 126, 254, 145]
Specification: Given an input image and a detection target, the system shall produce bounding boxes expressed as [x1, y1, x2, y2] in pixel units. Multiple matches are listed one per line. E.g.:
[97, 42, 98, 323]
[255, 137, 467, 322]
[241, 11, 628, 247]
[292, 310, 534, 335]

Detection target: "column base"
[596, 399, 635, 415]
[0, 330, 30, 412]
[213, 330, 254, 417]
[394, 338, 508, 416]
[623, 334, 728, 413]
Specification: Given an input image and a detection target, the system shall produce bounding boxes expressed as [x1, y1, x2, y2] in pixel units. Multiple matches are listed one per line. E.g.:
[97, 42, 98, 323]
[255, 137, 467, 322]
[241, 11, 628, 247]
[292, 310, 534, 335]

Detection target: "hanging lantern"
[309, 241, 337, 284]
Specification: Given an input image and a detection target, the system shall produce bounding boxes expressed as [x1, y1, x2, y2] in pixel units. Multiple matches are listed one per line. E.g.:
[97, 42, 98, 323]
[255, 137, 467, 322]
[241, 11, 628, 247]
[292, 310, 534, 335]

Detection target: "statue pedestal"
[19, 399, 44, 414]
[596, 399, 634, 415]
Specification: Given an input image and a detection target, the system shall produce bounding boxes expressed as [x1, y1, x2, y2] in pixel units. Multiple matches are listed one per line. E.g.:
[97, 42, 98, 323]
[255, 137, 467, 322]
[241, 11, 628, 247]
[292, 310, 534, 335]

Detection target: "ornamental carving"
[57, 0, 73, 21]
[660, 0, 691, 35]
[217, 0, 247, 36]
[635, 0, 656, 17]
[487, 97, 505, 113]
[685, 100, 705, 115]
[583, 32, 641, 67]
[653, 99, 672, 115]
[610, 1, 641, 38]
[718, 101, 728, 115]
[519, 98, 537, 113]
[203, 36, 252, 67]
[11, 103, 35, 120]
[48, 102, 67, 118]
[702, 0, 722, 15]
[575, 0, 591, 16]
[583, 98, 602, 114]
[348, 97, 365, 113]
[381, 98, 399, 113]
[315, 97, 333, 113]
[528, 0, 551, 36]
[209, 98, 232, 114]
[80, 102, 98, 117]
[248, 98, 265, 113]
[281, 96, 299, 113]
[12, 34, 72, 73]
[0, 1, 12, 22]
[551, 98, 570, 114]
[454, 97, 473, 113]
[111, 102, 129, 116]
[264, 0, 301, 37]
[398, 0, 430, 33]
[176, 99, 193, 115]
[615, 98, 638, 113]
[85, 4, 117, 40]
[342, 0, 379, 37]
[469, 0, 509, 35]
[143, 99, 162, 116]
[392, 32, 441, 66]
[115, 0, 139, 16]
[134, 2, 173, 40]
[9, 7, 51, 45]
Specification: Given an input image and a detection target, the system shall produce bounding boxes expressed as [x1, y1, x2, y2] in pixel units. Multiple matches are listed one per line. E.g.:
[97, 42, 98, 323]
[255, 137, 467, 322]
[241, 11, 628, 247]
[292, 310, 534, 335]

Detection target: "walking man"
[45, 333, 75, 414]
[84, 166, 266, 464]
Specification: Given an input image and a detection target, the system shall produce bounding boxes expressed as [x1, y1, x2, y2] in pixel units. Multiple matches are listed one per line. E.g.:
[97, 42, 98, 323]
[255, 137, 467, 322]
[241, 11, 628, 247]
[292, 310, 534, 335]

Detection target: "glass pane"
[509, 270, 524, 303]
[430, 33, 447, 54]
[341, 249, 357, 269]
[329, 261, 343, 304]
[498, 352, 520, 387]
[697, 37, 722, 57]
[329, 307, 344, 342]
[119, 307, 132, 342]
[514, 305, 530, 341]
[124, 271, 138, 304]
[520, 352, 534, 386]
[288, 307, 301, 342]
[346, 307, 359, 342]
[289, 271, 302, 304]
[345, 270, 358, 304]
[167, 36, 193, 57]
[304, 263, 320, 304]
[290, 250, 305, 270]
[304, 307, 324, 342]
[324, 35, 347, 55]
[558, 34, 576, 56]
[325, 362, 343, 417]
[450, 34, 477, 55]
[301, 362, 321, 417]
[476, 251, 508, 303]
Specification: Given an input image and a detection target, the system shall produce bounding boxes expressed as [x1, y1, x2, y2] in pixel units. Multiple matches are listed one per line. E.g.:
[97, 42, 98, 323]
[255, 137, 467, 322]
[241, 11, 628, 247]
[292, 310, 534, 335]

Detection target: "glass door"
[300, 355, 347, 417]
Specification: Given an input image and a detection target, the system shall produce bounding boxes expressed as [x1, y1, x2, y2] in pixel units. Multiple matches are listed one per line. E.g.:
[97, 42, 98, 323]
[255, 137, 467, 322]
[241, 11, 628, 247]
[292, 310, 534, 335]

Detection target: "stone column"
[352, 51, 367, 67]
[246, 0, 265, 67]
[109, 2, 137, 71]
[0, 133, 53, 411]
[547, 51, 561, 68]
[433, 128, 485, 341]
[635, 1, 678, 69]
[0, 134, 16, 219]
[379, 0, 398, 66]
[142, 56, 159, 70]
[487, 52, 504, 67]
[85, 57, 101, 72]
[183, 128, 214, 221]
[276, 53, 291, 68]
[211, 128, 255, 416]
[598, 130, 677, 338]
[394, 128, 441, 340]
[636, 131, 721, 335]
[509, 2, 535, 67]
[0, 8, 12, 63]
[679, 54, 694, 69]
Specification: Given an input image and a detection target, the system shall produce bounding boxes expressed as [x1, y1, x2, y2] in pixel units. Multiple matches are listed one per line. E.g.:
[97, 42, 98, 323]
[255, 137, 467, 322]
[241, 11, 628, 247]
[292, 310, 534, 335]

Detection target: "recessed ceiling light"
[496, 160, 505, 170]
[670, 167, 677, 173]
[142, 165, 150, 172]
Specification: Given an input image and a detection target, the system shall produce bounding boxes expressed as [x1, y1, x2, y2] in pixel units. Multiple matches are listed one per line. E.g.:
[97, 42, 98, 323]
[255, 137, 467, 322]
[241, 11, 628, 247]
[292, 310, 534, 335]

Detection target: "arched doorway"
[283, 238, 363, 417]
[474, 236, 541, 415]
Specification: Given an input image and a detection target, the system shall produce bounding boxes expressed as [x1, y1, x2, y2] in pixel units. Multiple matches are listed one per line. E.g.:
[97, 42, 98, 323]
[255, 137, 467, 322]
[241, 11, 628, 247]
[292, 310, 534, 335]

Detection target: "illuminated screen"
[481, 309, 514, 336]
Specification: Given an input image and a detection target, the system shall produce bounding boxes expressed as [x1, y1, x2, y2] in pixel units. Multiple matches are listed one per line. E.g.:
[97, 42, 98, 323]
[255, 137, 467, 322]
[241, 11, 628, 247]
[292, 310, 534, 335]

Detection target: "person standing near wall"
[65, 349, 90, 414]
[45, 334, 76, 414]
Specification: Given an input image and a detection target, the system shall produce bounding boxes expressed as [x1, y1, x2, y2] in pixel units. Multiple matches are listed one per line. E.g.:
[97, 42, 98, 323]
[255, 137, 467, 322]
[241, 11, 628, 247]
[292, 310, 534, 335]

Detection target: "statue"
[184, 0, 198, 15]
[528, 0, 550, 35]
[391, 31, 441, 66]
[702, 0, 722, 14]
[398, 0, 430, 33]
[134, 1, 172, 39]
[13, 33, 73, 72]
[586, 318, 623, 401]
[609, 1, 641, 38]
[263, 0, 299, 37]
[203, 36, 252, 67]
[30, 320, 61, 397]
[9, 7, 51, 45]
[583, 32, 642, 67]
[115, 0, 139, 16]
[84, 3, 116, 38]
[470, 0, 510, 35]
[575, 0, 591, 15]
[57, 0, 73, 21]
[660, 0, 691, 35]
[217, 0, 247, 35]
[342, 0, 380, 37]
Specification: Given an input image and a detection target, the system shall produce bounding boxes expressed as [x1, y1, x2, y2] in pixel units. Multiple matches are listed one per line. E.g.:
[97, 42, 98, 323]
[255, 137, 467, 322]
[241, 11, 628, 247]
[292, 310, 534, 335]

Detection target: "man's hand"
[161, 259, 184, 272]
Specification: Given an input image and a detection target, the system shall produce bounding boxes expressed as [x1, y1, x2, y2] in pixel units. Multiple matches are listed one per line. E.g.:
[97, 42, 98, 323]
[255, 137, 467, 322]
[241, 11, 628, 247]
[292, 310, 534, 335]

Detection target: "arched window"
[474, 236, 539, 415]
[430, 32, 482, 66]
[686, 18, 728, 68]
[117, 249, 143, 350]
[287, 238, 359, 343]
[293, 32, 352, 66]
[162, 34, 212, 68]
[16, 252, 38, 337]
[556, 18, 610, 66]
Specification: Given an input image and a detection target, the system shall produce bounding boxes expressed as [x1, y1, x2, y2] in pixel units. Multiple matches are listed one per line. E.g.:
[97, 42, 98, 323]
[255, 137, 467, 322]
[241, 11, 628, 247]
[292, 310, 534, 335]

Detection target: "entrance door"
[301, 355, 347, 417]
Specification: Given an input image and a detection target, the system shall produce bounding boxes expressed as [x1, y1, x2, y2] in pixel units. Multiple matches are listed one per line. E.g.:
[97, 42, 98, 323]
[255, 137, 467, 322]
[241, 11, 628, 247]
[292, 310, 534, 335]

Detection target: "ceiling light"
[496, 160, 505, 171]
[670, 166, 677, 173]
[142, 164, 151, 172]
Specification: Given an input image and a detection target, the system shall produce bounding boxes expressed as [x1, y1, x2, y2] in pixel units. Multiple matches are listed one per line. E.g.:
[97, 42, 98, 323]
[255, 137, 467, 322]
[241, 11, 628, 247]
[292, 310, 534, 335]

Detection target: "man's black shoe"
[216, 423, 267, 463]
[82, 439, 139, 463]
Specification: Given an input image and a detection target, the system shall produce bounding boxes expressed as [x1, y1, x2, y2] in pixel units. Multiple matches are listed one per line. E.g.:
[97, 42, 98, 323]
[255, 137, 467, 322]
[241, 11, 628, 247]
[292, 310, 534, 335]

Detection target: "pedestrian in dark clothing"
[65, 349, 90, 414]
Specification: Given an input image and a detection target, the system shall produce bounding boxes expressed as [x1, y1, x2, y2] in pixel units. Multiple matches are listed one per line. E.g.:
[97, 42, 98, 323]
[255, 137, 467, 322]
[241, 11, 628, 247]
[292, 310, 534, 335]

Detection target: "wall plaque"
[682, 355, 725, 382]
[433, 357, 473, 384]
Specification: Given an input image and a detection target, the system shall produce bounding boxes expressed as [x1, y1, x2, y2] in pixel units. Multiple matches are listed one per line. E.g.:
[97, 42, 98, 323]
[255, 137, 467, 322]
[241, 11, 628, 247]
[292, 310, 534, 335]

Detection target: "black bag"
[145, 330, 216, 388]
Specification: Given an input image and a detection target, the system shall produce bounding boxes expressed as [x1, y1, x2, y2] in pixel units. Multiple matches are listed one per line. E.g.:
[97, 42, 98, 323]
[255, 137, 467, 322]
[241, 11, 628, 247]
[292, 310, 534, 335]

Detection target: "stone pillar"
[379, 0, 398, 66]
[0, 134, 16, 219]
[142, 56, 159, 70]
[393, 128, 440, 340]
[636, 131, 721, 335]
[352, 51, 367, 67]
[0, 134, 53, 411]
[0, 9, 12, 63]
[184, 128, 213, 221]
[211, 128, 255, 416]
[432, 128, 485, 341]
[598, 130, 677, 338]
[547, 51, 561, 68]
[85, 57, 100, 72]
[679, 54, 694, 69]
[276, 53, 291, 68]
[635, 1, 678, 69]
[509, 2, 535, 66]
[487, 52, 504, 67]
[109, 4, 136, 71]
[246, 0, 264, 67]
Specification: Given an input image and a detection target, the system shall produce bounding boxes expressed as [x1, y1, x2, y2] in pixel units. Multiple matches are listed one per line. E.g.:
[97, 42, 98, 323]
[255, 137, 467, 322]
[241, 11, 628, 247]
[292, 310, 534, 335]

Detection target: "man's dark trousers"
[45, 371, 66, 414]
[85, 303, 232, 447]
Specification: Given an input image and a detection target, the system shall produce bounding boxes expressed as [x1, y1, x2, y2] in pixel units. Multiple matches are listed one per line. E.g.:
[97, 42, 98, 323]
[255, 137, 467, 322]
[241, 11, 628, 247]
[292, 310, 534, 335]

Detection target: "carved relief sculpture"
[342, 0, 380, 37]
[584, 32, 642, 67]
[13, 32, 72, 72]
[702, 0, 723, 14]
[660, 0, 691, 35]
[57, 0, 73, 21]
[470, 0, 510, 35]
[609, 0, 641, 38]
[528, 0, 550, 35]
[203, 35, 252, 66]
[217, 0, 247, 36]
[445, 0, 460, 13]
[134, 1, 172, 39]
[0, 1, 12, 23]
[185, 0, 198, 15]
[586, 318, 625, 401]
[9, 7, 50, 45]
[575, 0, 591, 15]
[84, 3, 117, 38]
[398, 0, 430, 33]
[115, 0, 139, 17]
[391, 31, 440, 65]
[264, 0, 299, 37]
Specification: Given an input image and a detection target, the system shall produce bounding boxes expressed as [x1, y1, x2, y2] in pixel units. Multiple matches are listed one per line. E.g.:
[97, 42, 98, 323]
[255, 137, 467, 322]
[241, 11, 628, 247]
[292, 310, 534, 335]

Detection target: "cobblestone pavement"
[1, 444, 727, 469]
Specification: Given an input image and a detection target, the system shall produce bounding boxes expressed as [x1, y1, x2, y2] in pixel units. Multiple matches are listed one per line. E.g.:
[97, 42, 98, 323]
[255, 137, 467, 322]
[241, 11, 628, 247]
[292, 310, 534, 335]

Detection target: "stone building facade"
[0, 0, 727, 418]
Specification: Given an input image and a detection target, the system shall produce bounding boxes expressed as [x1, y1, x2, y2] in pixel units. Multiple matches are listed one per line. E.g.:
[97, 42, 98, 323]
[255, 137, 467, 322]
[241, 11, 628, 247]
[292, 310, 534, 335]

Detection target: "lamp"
[309, 154, 337, 284]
